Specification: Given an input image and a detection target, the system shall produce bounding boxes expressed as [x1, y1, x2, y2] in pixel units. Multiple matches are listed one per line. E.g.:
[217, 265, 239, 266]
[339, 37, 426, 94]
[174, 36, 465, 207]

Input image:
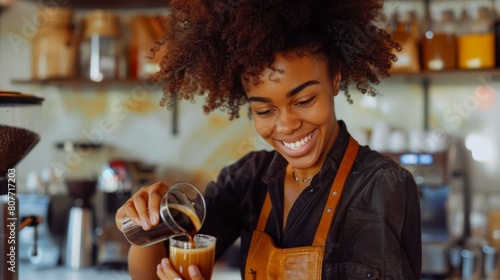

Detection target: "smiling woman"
[116, 1, 422, 279]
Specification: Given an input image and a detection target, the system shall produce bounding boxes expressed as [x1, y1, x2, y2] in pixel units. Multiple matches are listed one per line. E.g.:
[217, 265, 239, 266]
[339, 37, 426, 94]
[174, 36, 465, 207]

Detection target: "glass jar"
[389, 10, 421, 73]
[457, 6, 495, 69]
[80, 10, 123, 82]
[422, 9, 458, 71]
[31, 8, 78, 80]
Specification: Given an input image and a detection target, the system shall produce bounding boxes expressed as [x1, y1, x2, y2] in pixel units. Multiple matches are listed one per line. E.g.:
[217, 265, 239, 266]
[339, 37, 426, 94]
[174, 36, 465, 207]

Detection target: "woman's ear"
[332, 71, 342, 96]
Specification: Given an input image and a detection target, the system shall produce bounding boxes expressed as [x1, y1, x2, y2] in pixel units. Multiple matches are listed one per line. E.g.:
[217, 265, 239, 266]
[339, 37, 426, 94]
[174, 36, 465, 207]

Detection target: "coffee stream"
[168, 204, 202, 247]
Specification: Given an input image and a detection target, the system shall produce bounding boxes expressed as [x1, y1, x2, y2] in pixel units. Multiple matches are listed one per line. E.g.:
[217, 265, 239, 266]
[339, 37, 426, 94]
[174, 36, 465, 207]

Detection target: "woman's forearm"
[128, 242, 166, 280]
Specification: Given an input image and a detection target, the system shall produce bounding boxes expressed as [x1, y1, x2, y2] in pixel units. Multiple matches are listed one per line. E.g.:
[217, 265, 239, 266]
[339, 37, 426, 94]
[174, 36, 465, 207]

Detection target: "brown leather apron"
[245, 137, 359, 280]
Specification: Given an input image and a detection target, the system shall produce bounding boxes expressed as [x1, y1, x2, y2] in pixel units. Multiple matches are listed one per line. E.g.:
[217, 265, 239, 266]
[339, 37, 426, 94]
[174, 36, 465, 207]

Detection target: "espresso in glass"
[169, 234, 216, 280]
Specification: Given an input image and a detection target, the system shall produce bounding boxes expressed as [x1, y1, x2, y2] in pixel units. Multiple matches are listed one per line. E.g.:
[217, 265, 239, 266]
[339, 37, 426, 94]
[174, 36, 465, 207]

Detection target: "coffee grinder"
[0, 91, 44, 280]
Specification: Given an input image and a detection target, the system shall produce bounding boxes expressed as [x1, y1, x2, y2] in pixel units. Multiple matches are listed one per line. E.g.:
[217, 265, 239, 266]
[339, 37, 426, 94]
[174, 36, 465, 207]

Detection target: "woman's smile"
[277, 129, 317, 157]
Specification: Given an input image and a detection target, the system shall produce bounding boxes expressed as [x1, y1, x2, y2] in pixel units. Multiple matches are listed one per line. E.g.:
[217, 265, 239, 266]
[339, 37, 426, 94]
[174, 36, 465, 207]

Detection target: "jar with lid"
[457, 5, 495, 69]
[389, 10, 421, 73]
[32, 8, 78, 80]
[79, 10, 123, 82]
[422, 9, 458, 71]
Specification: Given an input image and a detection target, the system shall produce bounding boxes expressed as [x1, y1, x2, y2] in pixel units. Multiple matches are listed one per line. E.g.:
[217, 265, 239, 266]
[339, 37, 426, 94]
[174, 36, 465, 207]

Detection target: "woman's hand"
[115, 181, 169, 231]
[156, 258, 205, 280]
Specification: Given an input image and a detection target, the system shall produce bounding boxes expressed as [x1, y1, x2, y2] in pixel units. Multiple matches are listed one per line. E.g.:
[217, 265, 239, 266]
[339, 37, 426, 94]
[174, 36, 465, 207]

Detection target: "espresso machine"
[94, 159, 156, 269]
[0, 91, 44, 280]
[383, 136, 471, 279]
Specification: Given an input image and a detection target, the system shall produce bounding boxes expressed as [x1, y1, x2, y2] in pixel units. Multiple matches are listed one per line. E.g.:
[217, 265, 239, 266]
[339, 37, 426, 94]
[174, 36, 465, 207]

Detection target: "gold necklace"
[292, 168, 315, 183]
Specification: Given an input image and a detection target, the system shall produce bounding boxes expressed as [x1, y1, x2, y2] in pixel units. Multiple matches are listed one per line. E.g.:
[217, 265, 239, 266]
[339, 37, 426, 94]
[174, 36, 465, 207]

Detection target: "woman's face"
[244, 53, 341, 171]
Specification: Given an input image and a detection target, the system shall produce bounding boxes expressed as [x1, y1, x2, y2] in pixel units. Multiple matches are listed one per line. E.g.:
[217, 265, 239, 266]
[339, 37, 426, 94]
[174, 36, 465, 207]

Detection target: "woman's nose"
[275, 111, 300, 134]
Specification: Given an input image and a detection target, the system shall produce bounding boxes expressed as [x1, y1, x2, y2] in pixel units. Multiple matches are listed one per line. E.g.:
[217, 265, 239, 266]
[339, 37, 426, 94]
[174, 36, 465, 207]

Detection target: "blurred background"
[0, 0, 499, 279]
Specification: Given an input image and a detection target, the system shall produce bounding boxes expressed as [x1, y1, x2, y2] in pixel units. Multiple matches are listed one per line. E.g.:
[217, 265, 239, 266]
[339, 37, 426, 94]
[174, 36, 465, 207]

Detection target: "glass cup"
[121, 181, 206, 247]
[169, 234, 216, 280]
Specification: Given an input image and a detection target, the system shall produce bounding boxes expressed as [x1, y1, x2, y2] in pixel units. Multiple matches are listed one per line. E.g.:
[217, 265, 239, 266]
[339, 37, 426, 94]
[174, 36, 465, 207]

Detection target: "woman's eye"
[296, 96, 316, 107]
[254, 108, 274, 116]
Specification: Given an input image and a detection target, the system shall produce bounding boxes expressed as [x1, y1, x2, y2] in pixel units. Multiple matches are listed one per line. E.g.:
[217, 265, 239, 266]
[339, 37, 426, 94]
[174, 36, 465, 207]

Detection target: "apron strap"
[313, 137, 359, 245]
[255, 137, 359, 240]
[256, 192, 272, 231]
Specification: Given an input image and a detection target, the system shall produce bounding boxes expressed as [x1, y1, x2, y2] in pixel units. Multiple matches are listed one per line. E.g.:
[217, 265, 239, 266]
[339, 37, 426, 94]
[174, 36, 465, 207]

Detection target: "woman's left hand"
[156, 258, 205, 280]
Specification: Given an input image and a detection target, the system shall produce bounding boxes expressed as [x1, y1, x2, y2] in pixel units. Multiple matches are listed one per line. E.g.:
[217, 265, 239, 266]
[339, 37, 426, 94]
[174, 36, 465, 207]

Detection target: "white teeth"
[282, 133, 312, 150]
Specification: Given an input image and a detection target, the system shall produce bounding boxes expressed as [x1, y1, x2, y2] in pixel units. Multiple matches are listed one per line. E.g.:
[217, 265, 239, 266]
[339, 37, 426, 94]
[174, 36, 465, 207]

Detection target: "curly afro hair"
[154, 0, 400, 120]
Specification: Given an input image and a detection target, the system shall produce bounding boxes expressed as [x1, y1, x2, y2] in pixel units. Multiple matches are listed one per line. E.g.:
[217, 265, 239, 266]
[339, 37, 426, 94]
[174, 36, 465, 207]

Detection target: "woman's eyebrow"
[248, 96, 272, 103]
[287, 80, 320, 98]
[248, 80, 320, 103]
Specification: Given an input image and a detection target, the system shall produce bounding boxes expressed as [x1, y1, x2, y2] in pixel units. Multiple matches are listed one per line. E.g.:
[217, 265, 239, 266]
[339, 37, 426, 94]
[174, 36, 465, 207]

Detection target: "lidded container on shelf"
[389, 9, 421, 73]
[80, 10, 123, 82]
[129, 15, 166, 79]
[422, 9, 458, 71]
[31, 8, 78, 80]
[457, 4, 495, 69]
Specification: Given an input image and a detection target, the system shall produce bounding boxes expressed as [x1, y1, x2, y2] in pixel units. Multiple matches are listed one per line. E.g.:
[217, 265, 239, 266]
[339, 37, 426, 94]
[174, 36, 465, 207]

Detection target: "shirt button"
[366, 271, 373, 278]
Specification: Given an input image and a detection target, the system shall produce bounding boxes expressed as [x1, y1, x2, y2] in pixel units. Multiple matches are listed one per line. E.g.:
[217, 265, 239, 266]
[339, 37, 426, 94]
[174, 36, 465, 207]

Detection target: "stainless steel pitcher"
[65, 203, 94, 269]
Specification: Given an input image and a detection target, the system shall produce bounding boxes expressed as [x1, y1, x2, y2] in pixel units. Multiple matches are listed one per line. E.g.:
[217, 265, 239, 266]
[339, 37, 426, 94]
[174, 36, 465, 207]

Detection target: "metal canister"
[461, 246, 483, 280]
[482, 245, 500, 279]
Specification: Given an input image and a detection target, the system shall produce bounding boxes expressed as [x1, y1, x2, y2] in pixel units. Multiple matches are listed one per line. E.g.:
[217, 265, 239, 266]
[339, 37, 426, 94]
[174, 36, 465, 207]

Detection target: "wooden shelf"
[26, 0, 169, 9]
[13, 68, 500, 87]
[11, 78, 166, 89]
[387, 68, 500, 83]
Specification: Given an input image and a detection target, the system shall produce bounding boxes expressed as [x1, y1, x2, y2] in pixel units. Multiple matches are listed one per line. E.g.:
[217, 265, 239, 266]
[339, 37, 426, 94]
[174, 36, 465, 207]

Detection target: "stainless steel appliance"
[383, 137, 471, 279]
[94, 159, 156, 269]
[53, 141, 107, 269]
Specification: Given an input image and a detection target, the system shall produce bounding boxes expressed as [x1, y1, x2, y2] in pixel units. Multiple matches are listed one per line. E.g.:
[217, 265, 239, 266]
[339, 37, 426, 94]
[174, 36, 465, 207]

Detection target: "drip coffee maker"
[57, 142, 104, 269]
[0, 91, 44, 280]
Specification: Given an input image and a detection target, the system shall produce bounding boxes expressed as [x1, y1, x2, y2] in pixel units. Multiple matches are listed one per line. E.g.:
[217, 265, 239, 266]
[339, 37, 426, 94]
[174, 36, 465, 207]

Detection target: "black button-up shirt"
[198, 121, 422, 279]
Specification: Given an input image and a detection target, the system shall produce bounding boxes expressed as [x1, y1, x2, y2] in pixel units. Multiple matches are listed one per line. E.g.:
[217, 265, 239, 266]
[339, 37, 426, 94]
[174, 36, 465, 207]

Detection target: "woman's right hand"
[115, 181, 169, 231]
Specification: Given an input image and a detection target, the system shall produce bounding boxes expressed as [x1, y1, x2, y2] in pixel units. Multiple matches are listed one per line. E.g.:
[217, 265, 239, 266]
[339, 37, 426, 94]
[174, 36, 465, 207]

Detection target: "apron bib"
[245, 137, 359, 280]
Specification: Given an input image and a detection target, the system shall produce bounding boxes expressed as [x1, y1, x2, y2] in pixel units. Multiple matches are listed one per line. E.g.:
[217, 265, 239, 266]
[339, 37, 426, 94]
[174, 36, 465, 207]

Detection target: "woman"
[115, 0, 422, 279]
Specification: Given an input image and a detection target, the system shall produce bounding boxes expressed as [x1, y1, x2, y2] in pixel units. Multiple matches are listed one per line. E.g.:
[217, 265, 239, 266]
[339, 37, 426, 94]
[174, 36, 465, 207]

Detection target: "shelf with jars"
[12, 7, 168, 87]
[10, 1, 500, 134]
[23, 0, 169, 10]
[14, 1, 500, 84]
[381, 0, 500, 129]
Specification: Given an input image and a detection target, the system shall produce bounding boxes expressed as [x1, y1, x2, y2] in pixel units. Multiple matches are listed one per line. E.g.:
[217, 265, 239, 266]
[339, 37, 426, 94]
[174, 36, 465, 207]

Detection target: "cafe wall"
[0, 0, 498, 205]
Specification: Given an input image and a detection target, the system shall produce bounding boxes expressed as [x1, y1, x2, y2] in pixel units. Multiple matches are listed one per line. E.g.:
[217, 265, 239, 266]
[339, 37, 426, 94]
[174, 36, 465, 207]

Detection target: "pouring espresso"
[121, 181, 206, 247]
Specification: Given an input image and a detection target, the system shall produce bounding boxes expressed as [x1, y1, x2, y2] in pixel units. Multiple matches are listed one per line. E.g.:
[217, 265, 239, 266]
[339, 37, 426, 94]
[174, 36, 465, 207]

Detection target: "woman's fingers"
[156, 258, 182, 280]
[132, 189, 151, 230]
[115, 181, 169, 231]
[147, 182, 168, 226]
[188, 265, 205, 280]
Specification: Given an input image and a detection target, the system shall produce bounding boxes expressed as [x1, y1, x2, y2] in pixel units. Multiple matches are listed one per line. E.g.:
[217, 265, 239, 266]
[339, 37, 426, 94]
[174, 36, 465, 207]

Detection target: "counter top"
[19, 261, 240, 280]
